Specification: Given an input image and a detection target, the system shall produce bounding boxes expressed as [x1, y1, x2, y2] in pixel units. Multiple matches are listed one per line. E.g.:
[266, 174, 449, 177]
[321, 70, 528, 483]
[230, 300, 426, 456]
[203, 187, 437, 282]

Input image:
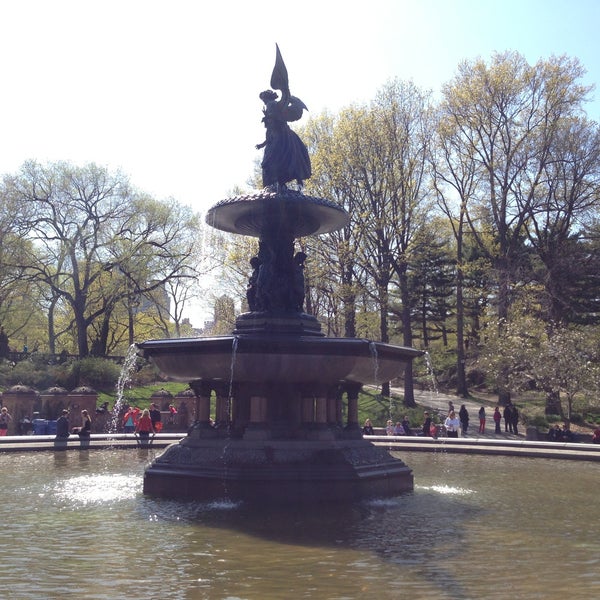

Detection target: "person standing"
[459, 404, 469, 436]
[55, 409, 70, 438]
[504, 403, 514, 433]
[0, 407, 12, 436]
[444, 411, 460, 438]
[510, 404, 519, 435]
[493, 406, 502, 434]
[135, 409, 154, 440]
[122, 406, 137, 433]
[422, 412, 432, 437]
[478, 406, 486, 434]
[149, 403, 162, 433]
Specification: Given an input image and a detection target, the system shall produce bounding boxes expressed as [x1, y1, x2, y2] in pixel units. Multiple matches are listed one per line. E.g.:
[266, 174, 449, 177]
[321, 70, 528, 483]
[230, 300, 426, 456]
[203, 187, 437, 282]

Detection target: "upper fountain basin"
[136, 335, 423, 385]
[205, 189, 350, 237]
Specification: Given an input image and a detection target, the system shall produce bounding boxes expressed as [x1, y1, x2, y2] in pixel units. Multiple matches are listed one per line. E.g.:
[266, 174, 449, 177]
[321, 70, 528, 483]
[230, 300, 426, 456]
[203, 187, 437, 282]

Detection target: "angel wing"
[270, 45, 308, 121]
[270, 44, 289, 95]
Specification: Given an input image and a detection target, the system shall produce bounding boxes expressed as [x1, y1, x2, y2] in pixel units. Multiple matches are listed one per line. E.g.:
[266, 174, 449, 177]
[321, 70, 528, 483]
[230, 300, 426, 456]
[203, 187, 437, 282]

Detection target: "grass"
[97, 381, 190, 410]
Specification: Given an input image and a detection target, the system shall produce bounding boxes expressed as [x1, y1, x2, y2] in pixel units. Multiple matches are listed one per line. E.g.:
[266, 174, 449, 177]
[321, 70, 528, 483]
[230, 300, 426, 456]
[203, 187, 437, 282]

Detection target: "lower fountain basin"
[136, 335, 423, 386]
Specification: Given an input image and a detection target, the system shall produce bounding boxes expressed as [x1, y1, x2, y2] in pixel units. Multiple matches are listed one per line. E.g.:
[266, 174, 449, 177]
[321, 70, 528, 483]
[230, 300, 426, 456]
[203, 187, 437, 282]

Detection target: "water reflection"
[0, 450, 598, 599]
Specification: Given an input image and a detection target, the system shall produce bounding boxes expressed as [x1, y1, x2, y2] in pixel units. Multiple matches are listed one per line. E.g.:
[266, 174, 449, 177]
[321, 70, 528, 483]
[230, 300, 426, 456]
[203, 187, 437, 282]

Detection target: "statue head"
[259, 90, 278, 103]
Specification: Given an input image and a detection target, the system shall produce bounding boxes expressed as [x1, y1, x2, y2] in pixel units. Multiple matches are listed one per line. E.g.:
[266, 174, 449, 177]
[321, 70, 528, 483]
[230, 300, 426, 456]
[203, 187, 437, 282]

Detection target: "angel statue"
[256, 44, 311, 190]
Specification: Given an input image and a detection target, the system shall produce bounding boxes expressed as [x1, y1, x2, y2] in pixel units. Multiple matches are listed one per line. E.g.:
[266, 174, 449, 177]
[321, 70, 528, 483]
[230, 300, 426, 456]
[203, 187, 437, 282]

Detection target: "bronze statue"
[256, 45, 311, 190]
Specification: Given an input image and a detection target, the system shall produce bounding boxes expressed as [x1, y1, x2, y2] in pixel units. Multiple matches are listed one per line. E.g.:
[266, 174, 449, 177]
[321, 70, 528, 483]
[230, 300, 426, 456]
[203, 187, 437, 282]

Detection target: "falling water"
[423, 351, 438, 394]
[422, 350, 441, 419]
[108, 344, 139, 433]
[368, 341, 380, 383]
[226, 336, 239, 432]
[369, 341, 392, 419]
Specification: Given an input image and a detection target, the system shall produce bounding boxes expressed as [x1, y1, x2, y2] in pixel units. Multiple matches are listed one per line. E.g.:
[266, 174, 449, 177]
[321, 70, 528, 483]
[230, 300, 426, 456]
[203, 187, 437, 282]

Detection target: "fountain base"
[143, 435, 413, 503]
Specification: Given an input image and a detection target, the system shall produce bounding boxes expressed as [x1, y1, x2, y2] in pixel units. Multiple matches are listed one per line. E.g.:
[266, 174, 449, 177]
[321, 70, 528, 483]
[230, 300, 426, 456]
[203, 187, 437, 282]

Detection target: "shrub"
[522, 414, 549, 430]
[0, 359, 56, 390]
[69, 358, 121, 390]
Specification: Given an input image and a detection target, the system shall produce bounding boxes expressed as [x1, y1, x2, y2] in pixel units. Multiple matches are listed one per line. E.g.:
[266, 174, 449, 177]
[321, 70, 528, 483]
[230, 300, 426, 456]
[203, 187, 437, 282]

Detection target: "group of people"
[122, 403, 162, 437]
[363, 399, 524, 440]
[382, 416, 416, 437]
[54, 408, 91, 439]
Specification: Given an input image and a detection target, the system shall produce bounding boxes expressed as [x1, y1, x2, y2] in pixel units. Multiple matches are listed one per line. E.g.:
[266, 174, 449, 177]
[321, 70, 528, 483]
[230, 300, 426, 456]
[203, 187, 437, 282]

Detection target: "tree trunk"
[545, 391, 562, 415]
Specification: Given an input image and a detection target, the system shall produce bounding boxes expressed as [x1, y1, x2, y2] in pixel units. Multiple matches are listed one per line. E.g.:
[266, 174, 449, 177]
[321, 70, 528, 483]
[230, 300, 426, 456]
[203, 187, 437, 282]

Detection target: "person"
[393, 421, 406, 436]
[511, 404, 519, 436]
[430, 421, 439, 438]
[401, 415, 413, 436]
[504, 402, 514, 433]
[0, 406, 12, 436]
[255, 46, 311, 190]
[548, 424, 563, 441]
[493, 406, 502, 433]
[478, 406, 486, 434]
[362, 418, 374, 436]
[135, 409, 154, 440]
[168, 404, 177, 424]
[122, 406, 138, 433]
[55, 409, 70, 438]
[459, 404, 469, 436]
[422, 411, 432, 437]
[561, 425, 575, 443]
[385, 419, 394, 436]
[72, 409, 91, 438]
[96, 401, 110, 414]
[149, 403, 162, 432]
[591, 427, 600, 444]
[444, 410, 460, 438]
[448, 400, 455, 415]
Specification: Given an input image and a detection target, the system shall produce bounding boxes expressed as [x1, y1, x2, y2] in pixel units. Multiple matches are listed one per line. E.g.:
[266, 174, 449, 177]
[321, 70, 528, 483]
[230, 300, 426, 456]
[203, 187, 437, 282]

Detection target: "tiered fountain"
[137, 46, 422, 503]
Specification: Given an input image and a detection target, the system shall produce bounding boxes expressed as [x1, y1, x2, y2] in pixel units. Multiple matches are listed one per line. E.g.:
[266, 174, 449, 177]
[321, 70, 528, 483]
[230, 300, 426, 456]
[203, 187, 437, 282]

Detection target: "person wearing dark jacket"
[459, 404, 469, 436]
[72, 409, 91, 437]
[422, 412, 432, 437]
[55, 410, 70, 438]
[504, 403, 514, 433]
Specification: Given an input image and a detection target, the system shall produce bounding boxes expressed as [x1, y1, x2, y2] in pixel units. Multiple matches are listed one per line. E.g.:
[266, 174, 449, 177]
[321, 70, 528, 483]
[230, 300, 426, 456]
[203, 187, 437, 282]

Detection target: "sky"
[1, 0, 599, 322]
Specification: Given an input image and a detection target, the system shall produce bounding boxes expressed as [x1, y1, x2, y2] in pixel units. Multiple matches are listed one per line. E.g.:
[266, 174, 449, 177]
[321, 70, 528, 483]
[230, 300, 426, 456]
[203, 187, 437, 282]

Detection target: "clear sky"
[1, 0, 598, 220]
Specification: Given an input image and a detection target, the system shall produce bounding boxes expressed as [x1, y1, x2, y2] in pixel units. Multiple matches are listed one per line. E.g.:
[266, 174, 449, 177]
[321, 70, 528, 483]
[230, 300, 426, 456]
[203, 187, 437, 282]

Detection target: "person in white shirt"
[444, 411, 460, 438]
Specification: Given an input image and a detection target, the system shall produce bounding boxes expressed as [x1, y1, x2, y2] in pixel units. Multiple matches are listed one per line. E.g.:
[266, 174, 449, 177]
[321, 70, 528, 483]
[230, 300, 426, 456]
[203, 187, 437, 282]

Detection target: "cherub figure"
[256, 45, 311, 190]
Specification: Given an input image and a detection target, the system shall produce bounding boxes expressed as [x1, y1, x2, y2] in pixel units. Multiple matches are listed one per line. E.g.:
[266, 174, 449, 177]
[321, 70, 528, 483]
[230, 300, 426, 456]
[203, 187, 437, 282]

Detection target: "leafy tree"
[4, 161, 200, 356]
[439, 52, 592, 401]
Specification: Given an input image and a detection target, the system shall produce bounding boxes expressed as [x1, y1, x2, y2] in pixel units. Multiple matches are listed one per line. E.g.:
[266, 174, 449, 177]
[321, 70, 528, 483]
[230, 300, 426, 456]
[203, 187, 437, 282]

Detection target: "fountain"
[137, 45, 423, 503]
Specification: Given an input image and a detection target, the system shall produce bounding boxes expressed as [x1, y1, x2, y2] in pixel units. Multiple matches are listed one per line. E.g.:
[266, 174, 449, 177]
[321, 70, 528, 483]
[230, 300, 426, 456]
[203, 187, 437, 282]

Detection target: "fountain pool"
[2, 449, 598, 599]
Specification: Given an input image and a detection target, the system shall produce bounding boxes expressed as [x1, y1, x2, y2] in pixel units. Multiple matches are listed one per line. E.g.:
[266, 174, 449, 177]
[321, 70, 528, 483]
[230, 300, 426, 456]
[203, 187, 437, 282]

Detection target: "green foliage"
[357, 388, 438, 429]
[67, 358, 121, 391]
[98, 381, 189, 410]
[522, 414, 550, 430]
[0, 359, 55, 390]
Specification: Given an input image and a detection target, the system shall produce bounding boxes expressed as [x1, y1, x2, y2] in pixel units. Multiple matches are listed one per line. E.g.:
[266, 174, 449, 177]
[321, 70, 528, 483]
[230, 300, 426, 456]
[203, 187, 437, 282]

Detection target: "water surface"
[1, 449, 598, 599]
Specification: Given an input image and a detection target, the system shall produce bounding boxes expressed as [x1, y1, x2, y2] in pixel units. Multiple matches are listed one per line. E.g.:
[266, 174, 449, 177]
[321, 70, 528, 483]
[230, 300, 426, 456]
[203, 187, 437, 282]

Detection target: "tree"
[5, 161, 201, 356]
[439, 52, 592, 402]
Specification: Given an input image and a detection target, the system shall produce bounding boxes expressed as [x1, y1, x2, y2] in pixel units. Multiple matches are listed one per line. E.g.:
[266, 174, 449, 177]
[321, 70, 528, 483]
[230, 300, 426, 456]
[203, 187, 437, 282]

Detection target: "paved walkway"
[392, 387, 524, 440]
